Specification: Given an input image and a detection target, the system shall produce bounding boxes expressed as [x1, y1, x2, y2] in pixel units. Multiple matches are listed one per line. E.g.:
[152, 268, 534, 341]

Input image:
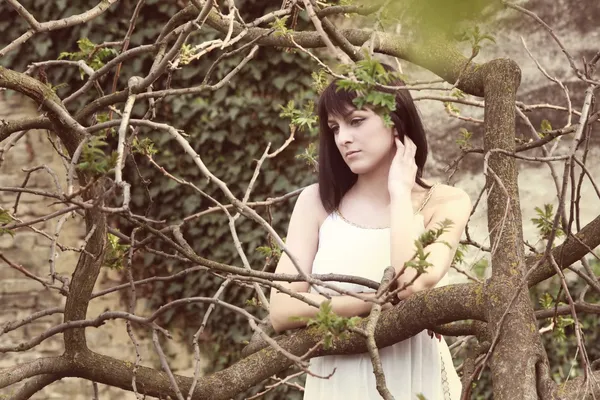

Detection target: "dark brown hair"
[317, 65, 431, 213]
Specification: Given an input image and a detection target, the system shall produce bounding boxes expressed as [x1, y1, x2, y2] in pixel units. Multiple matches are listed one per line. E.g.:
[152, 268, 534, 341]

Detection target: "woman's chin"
[348, 164, 371, 175]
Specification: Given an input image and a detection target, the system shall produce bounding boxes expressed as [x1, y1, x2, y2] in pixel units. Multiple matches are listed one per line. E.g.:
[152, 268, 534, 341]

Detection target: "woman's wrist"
[389, 187, 412, 206]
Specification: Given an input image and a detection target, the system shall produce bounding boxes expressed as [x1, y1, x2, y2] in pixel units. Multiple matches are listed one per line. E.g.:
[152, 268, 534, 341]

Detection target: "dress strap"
[415, 182, 440, 214]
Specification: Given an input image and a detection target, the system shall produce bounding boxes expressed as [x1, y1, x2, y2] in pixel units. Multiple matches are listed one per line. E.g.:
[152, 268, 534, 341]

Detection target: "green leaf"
[540, 119, 552, 132]
[539, 292, 554, 309]
[104, 232, 130, 270]
[531, 203, 564, 241]
[456, 127, 472, 150]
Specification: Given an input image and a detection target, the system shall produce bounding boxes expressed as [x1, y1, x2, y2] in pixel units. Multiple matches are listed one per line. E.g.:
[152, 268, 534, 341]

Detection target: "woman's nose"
[337, 126, 353, 144]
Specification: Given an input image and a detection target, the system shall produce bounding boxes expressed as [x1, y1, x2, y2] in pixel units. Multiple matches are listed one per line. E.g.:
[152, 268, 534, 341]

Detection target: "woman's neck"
[351, 157, 429, 208]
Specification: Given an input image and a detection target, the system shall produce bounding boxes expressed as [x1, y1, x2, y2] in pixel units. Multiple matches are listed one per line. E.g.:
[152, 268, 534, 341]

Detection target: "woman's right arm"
[269, 184, 375, 333]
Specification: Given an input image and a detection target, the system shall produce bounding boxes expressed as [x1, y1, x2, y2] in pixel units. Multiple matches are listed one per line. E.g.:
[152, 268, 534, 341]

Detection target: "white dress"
[303, 211, 462, 400]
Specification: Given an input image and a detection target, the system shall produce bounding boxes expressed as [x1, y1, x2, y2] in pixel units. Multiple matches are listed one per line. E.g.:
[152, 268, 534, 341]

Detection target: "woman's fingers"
[404, 136, 417, 160]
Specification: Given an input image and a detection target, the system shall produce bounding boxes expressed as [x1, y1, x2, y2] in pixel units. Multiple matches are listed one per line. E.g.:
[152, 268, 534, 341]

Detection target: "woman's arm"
[390, 186, 472, 299]
[269, 184, 377, 333]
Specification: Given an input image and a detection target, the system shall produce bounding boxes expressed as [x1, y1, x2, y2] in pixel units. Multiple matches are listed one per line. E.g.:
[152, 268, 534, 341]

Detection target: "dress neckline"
[332, 183, 439, 230]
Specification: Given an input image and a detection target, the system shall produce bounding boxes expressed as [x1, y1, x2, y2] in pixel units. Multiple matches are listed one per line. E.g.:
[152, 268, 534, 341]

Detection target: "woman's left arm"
[391, 187, 472, 299]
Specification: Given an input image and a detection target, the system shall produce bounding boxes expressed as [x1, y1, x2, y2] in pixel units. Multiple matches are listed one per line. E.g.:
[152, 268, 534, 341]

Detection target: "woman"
[269, 67, 471, 399]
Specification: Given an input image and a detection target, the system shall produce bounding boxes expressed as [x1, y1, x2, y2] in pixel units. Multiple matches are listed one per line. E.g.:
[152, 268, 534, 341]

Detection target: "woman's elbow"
[269, 312, 286, 333]
[269, 298, 291, 333]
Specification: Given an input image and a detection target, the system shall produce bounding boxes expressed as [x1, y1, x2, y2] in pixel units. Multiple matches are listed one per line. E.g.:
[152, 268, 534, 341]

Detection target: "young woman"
[269, 68, 471, 399]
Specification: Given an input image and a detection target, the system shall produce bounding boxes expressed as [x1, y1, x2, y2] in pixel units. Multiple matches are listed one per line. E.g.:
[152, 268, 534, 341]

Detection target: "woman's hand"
[388, 135, 418, 198]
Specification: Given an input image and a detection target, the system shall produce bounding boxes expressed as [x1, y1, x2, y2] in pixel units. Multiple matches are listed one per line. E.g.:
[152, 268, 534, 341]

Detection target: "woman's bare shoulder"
[429, 183, 472, 213]
[295, 183, 329, 226]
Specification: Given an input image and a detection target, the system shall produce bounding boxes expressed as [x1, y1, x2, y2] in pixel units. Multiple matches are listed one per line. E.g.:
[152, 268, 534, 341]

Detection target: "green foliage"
[458, 25, 497, 57]
[270, 16, 292, 37]
[405, 219, 453, 274]
[451, 243, 468, 267]
[444, 101, 461, 116]
[104, 233, 129, 271]
[311, 69, 329, 94]
[279, 100, 318, 135]
[539, 119, 553, 138]
[256, 237, 283, 264]
[132, 137, 158, 156]
[58, 38, 117, 78]
[451, 89, 466, 99]
[552, 315, 575, 342]
[292, 301, 361, 349]
[377, 0, 500, 40]
[472, 258, 488, 279]
[336, 54, 403, 125]
[295, 142, 318, 172]
[538, 293, 575, 342]
[416, 218, 453, 248]
[539, 292, 554, 309]
[456, 127, 473, 150]
[0, 208, 15, 238]
[531, 204, 564, 241]
[77, 135, 117, 174]
[178, 43, 196, 66]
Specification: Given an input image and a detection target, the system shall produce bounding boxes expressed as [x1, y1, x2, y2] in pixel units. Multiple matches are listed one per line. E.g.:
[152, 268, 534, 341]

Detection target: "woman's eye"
[330, 125, 339, 134]
[350, 118, 364, 126]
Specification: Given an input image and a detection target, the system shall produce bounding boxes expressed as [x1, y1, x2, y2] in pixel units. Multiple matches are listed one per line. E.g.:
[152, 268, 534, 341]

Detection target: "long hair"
[317, 65, 431, 213]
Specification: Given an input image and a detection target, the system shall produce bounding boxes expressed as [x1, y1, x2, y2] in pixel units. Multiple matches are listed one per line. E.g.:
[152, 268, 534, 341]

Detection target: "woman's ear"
[392, 128, 404, 143]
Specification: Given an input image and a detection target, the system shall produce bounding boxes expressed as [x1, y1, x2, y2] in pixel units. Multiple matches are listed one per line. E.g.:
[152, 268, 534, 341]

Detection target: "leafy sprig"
[335, 55, 405, 127]
[291, 301, 361, 349]
[279, 100, 318, 135]
[77, 135, 118, 174]
[59, 38, 117, 79]
[456, 127, 473, 150]
[104, 233, 130, 271]
[531, 204, 564, 241]
[404, 219, 454, 273]
[0, 208, 15, 238]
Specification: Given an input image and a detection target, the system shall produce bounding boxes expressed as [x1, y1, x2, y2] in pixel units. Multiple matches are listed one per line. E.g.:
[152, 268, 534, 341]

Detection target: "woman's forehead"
[326, 106, 375, 122]
[326, 107, 355, 122]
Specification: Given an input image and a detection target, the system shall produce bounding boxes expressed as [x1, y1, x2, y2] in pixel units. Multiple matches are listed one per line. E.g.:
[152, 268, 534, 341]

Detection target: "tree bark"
[481, 58, 548, 400]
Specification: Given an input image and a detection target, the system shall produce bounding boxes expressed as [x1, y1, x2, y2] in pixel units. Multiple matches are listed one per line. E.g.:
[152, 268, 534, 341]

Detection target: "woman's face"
[327, 107, 396, 175]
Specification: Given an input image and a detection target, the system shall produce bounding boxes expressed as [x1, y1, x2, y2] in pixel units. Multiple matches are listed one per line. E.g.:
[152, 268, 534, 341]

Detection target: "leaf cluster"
[291, 300, 361, 349]
[405, 219, 453, 273]
[531, 203, 564, 241]
[59, 38, 117, 79]
[77, 135, 117, 174]
[456, 127, 473, 150]
[104, 232, 130, 271]
[336, 55, 404, 127]
[457, 25, 496, 57]
[279, 100, 318, 136]
[0, 208, 15, 238]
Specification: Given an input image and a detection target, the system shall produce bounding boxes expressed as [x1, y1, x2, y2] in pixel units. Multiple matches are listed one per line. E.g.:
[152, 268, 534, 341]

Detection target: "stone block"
[0, 246, 53, 276]
[0, 278, 47, 294]
[13, 232, 37, 250]
[0, 293, 38, 308]
[0, 233, 15, 249]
